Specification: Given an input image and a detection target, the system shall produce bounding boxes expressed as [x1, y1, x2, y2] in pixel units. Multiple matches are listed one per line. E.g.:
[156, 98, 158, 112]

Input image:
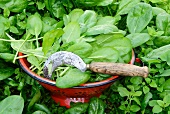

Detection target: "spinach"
[78, 10, 97, 33]
[0, 0, 28, 13]
[42, 29, 64, 55]
[88, 97, 105, 114]
[156, 12, 170, 36]
[0, 60, 15, 80]
[126, 33, 150, 48]
[64, 103, 89, 114]
[117, 0, 140, 15]
[56, 68, 90, 88]
[26, 13, 42, 48]
[0, 95, 24, 114]
[127, 3, 153, 33]
[66, 42, 93, 59]
[62, 22, 81, 43]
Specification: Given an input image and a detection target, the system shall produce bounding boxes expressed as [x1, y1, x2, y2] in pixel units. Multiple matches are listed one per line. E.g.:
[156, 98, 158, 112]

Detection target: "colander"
[18, 51, 135, 108]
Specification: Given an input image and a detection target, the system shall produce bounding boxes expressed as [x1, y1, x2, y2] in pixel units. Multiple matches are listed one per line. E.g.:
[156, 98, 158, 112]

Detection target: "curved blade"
[43, 51, 87, 79]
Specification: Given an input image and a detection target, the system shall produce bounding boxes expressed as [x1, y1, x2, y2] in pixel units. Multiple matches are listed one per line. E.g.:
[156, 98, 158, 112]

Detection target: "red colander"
[18, 51, 135, 108]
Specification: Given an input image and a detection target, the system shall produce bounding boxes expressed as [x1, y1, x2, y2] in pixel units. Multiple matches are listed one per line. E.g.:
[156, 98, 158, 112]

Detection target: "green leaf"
[149, 100, 158, 107]
[66, 42, 93, 59]
[97, 0, 113, 6]
[152, 7, 166, 16]
[85, 24, 118, 36]
[27, 55, 40, 70]
[0, 0, 28, 13]
[28, 89, 41, 111]
[117, 0, 140, 15]
[32, 111, 46, 114]
[93, 34, 132, 57]
[68, 9, 84, 22]
[88, 97, 105, 114]
[0, 95, 24, 114]
[37, 2, 45, 10]
[126, 33, 150, 48]
[10, 26, 19, 33]
[78, 10, 97, 33]
[160, 50, 170, 66]
[146, 44, 170, 59]
[118, 87, 130, 97]
[26, 13, 42, 37]
[88, 47, 119, 62]
[56, 68, 90, 88]
[158, 69, 170, 77]
[154, 36, 170, 47]
[130, 77, 143, 85]
[152, 105, 162, 113]
[127, 3, 153, 33]
[163, 78, 170, 90]
[0, 53, 14, 62]
[157, 100, 164, 107]
[33, 103, 51, 114]
[0, 62, 15, 80]
[133, 97, 141, 106]
[62, 22, 80, 43]
[149, 80, 157, 88]
[65, 103, 88, 114]
[143, 86, 150, 94]
[42, 29, 64, 55]
[130, 105, 140, 112]
[156, 12, 170, 36]
[97, 16, 116, 25]
[133, 91, 142, 96]
[163, 94, 170, 104]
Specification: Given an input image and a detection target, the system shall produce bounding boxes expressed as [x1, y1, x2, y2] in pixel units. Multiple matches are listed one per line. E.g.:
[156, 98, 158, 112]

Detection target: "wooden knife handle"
[87, 62, 148, 78]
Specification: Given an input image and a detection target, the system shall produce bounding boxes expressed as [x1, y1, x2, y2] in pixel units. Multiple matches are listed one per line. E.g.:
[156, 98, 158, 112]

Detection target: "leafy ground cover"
[1, 0, 170, 114]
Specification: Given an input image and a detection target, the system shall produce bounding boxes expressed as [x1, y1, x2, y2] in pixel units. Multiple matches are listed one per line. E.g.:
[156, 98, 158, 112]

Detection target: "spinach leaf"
[88, 47, 119, 62]
[91, 33, 132, 57]
[66, 42, 93, 59]
[27, 55, 41, 70]
[156, 12, 170, 36]
[56, 68, 90, 88]
[117, 0, 140, 15]
[127, 3, 153, 33]
[0, 53, 14, 62]
[64, 103, 88, 114]
[160, 50, 170, 66]
[26, 13, 42, 48]
[62, 22, 80, 43]
[51, 1, 67, 19]
[78, 10, 97, 33]
[85, 24, 118, 36]
[68, 9, 84, 22]
[88, 97, 105, 114]
[0, 65, 15, 80]
[146, 44, 170, 59]
[97, 16, 116, 25]
[152, 7, 166, 16]
[154, 36, 170, 47]
[126, 33, 150, 48]
[0, 16, 10, 37]
[0, 95, 24, 114]
[141, 92, 152, 110]
[42, 29, 64, 55]
[0, 0, 28, 13]
[41, 16, 62, 35]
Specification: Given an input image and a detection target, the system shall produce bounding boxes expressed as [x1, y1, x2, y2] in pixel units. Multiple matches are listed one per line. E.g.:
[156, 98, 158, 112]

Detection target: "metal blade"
[43, 51, 87, 79]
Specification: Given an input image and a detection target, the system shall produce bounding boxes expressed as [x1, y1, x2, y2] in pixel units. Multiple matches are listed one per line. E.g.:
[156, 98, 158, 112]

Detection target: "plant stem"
[13, 33, 31, 63]
[59, 67, 70, 77]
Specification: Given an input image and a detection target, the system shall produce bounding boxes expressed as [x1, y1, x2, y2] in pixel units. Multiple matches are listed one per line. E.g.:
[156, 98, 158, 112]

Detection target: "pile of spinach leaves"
[1, 0, 170, 113]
